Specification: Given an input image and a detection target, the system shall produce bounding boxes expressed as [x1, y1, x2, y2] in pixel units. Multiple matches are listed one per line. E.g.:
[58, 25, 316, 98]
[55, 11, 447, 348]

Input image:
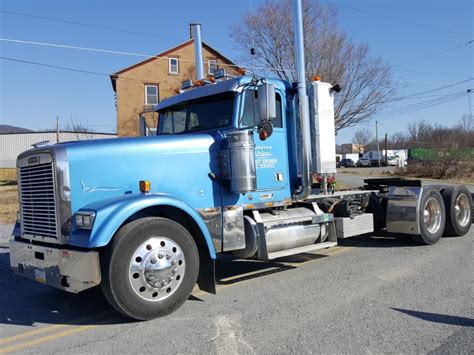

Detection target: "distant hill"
[0, 125, 34, 133]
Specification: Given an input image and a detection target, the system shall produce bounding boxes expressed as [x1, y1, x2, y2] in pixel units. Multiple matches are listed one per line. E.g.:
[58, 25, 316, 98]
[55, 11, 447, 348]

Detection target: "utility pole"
[375, 120, 381, 167]
[384, 133, 388, 165]
[467, 89, 473, 130]
[56, 116, 60, 143]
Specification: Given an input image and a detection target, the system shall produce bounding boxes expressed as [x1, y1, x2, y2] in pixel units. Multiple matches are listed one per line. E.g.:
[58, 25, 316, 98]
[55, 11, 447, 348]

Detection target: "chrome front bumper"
[9, 240, 101, 293]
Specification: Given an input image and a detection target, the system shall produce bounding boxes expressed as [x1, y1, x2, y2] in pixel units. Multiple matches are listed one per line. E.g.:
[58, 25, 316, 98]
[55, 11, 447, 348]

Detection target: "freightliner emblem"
[27, 156, 40, 165]
[80, 181, 126, 193]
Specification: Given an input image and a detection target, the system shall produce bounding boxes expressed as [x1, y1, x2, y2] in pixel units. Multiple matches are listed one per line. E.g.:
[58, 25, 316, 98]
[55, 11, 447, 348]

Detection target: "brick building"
[110, 38, 239, 137]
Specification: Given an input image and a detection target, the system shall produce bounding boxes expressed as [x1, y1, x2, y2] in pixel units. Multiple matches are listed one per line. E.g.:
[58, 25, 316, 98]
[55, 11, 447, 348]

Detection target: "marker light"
[313, 75, 321, 81]
[237, 68, 246, 75]
[214, 68, 226, 79]
[181, 79, 193, 89]
[139, 180, 151, 193]
[75, 211, 96, 230]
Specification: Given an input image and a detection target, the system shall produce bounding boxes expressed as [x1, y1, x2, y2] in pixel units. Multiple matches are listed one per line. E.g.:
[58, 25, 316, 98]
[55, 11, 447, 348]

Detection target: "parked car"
[339, 158, 355, 167]
[358, 158, 371, 167]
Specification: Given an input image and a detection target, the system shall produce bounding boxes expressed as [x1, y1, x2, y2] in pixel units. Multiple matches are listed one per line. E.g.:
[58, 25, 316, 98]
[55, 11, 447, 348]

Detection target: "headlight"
[75, 211, 96, 230]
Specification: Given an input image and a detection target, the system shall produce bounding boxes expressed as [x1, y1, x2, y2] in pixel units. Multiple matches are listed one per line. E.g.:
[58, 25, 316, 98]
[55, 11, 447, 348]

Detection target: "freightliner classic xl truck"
[9, 1, 472, 320]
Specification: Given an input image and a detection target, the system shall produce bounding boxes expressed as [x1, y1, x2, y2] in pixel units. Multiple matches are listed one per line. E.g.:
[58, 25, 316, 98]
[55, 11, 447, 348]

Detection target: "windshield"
[157, 92, 234, 134]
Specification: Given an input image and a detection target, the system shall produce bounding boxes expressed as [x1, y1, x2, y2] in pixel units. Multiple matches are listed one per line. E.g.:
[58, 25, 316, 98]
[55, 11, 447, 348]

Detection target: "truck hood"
[63, 134, 221, 212]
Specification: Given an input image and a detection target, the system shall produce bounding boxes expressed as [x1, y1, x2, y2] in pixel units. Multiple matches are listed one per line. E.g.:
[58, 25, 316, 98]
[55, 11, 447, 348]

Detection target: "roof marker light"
[214, 68, 226, 79]
[181, 79, 193, 89]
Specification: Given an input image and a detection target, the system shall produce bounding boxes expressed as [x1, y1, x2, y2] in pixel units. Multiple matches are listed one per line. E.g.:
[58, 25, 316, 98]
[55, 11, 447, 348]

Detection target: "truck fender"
[68, 193, 216, 260]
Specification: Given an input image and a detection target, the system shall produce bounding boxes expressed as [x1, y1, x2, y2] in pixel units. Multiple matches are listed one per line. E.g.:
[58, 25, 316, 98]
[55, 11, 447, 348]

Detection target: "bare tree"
[388, 131, 406, 149]
[352, 129, 373, 153]
[67, 119, 95, 140]
[230, 0, 396, 131]
[393, 119, 474, 149]
[457, 114, 472, 132]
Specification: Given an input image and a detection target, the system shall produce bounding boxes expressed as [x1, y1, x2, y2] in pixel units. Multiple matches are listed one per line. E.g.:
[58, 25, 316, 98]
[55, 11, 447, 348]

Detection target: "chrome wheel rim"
[423, 197, 442, 234]
[455, 194, 470, 227]
[129, 237, 185, 302]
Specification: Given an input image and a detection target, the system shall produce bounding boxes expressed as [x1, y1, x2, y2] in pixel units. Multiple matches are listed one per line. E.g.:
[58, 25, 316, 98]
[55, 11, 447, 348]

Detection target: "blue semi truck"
[9, 1, 472, 320]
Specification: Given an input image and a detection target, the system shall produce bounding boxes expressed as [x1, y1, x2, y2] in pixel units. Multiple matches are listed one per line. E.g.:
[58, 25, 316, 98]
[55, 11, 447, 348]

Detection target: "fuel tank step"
[267, 241, 337, 260]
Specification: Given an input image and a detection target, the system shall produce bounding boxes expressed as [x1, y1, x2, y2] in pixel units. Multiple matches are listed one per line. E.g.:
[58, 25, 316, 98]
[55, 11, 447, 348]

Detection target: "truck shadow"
[391, 308, 474, 327]
[338, 232, 421, 248]
[0, 252, 132, 327]
[0, 250, 317, 327]
[0, 232, 443, 327]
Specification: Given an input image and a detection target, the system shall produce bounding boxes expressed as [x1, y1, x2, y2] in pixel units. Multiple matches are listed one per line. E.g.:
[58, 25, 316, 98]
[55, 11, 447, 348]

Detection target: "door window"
[240, 90, 283, 128]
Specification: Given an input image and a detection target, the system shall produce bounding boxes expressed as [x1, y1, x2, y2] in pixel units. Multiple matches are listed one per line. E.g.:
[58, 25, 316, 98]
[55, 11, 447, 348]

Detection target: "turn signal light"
[237, 67, 246, 75]
[139, 180, 151, 193]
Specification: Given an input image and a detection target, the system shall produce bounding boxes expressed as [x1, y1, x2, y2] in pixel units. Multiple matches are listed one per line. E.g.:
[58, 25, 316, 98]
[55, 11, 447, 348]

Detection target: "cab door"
[222, 87, 291, 206]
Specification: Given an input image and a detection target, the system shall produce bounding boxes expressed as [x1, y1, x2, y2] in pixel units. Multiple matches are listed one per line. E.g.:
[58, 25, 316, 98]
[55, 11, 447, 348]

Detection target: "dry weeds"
[0, 183, 18, 223]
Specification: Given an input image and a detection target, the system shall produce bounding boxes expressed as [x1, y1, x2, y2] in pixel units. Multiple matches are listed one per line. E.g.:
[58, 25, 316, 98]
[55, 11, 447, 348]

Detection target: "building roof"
[109, 39, 238, 92]
[0, 125, 34, 134]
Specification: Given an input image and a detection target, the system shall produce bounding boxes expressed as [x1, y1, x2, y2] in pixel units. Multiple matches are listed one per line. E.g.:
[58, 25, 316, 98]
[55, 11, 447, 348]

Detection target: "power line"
[396, 78, 474, 99]
[0, 9, 186, 42]
[0, 9, 239, 52]
[0, 56, 194, 83]
[375, 92, 467, 121]
[394, 40, 473, 67]
[0, 37, 291, 73]
[393, 69, 466, 78]
[337, 4, 470, 37]
[0, 56, 110, 77]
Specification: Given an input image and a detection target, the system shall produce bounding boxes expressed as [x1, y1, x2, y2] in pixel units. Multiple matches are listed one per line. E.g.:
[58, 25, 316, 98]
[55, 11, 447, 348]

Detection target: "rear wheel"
[442, 185, 472, 236]
[101, 217, 199, 320]
[411, 189, 445, 245]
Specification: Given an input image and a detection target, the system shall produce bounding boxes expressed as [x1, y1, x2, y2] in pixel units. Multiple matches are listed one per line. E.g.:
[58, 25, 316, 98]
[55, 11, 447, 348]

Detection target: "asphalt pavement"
[0, 222, 473, 354]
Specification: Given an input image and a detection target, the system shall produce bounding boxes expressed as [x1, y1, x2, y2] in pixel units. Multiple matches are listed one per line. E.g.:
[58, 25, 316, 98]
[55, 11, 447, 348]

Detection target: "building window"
[145, 85, 158, 105]
[169, 58, 179, 74]
[208, 59, 218, 75]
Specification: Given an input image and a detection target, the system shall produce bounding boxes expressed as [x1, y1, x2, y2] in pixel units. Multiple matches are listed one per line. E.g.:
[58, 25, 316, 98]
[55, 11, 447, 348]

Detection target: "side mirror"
[258, 83, 276, 122]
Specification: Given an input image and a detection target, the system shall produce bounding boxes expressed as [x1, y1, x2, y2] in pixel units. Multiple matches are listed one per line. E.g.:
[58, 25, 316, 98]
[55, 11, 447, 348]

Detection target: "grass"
[0, 182, 18, 224]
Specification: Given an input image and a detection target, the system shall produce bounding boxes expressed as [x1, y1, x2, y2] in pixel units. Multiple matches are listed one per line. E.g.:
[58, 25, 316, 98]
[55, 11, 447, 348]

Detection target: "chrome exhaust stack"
[292, 0, 312, 201]
[191, 23, 204, 81]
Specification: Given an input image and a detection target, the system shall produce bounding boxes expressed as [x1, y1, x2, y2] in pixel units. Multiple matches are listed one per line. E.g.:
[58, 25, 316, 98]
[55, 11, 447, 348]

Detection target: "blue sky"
[0, 0, 472, 144]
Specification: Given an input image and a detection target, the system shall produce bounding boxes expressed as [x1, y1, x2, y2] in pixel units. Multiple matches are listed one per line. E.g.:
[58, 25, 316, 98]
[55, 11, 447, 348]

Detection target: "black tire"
[442, 185, 472, 236]
[101, 217, 199, 320]
[411, 188, 446, 245]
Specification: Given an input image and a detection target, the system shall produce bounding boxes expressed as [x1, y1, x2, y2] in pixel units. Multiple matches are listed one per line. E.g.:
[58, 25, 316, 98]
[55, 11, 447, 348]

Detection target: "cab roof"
[155, 75, 290, 112]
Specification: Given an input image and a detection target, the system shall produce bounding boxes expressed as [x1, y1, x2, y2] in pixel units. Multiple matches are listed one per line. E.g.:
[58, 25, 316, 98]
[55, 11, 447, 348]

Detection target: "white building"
[0, 131, 116, 178]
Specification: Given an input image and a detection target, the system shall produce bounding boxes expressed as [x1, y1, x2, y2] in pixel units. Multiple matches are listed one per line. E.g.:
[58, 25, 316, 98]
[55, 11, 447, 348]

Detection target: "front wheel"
[101, 217, 199, 320]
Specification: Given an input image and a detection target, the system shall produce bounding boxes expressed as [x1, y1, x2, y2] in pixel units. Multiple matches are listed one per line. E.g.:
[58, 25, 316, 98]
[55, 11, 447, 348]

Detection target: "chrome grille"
[19, 161, 57, 238]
